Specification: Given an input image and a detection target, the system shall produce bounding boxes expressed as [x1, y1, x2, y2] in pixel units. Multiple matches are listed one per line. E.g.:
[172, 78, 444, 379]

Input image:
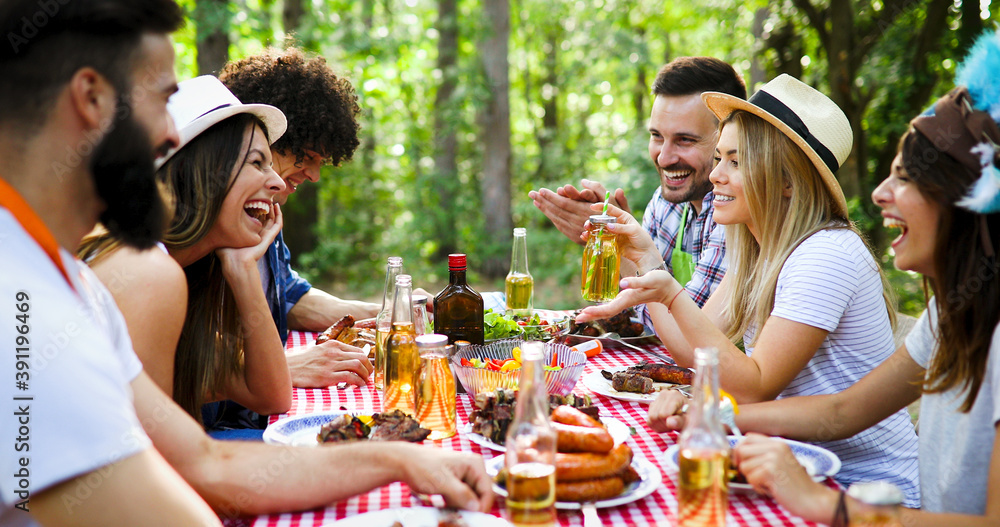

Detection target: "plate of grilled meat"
[263, 409, 432, 446]
[582, 362, 693, 404]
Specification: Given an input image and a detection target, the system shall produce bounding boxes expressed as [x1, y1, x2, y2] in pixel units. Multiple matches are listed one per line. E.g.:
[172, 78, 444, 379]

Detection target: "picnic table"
[250, 310, 825, 527]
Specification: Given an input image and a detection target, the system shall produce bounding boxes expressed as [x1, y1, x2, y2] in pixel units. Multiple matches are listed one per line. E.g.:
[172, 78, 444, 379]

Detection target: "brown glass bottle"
[433, 254, 485, 345]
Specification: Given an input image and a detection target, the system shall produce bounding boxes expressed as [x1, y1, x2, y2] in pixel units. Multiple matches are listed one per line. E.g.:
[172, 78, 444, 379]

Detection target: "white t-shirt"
[0, 209, 151, 527]
[906, 297, 1000, 514]
[744, 228, 920, 507]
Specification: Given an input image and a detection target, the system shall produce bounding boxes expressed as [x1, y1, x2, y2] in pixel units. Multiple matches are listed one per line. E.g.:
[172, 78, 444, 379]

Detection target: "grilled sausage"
[316, 315, 355, 344]
[555, 475, 625, 502]
[555, 443, 632, 481]
[553, 422, 614, 453]
[552, 405, 604, 429]
[629, 363, 693, 385]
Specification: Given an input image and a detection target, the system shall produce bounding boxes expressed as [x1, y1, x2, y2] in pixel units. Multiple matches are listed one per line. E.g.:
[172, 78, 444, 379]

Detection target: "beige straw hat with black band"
[701, 74, 852, 219]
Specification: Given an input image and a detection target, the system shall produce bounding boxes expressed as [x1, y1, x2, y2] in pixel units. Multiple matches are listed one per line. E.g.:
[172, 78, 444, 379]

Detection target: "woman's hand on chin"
[217, 203, 283, 271]
[575, 270, 681, 322]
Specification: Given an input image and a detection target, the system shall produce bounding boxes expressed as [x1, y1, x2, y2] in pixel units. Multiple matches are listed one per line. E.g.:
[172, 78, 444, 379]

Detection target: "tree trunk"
[194, 0, 230, 76]
[272, 0, 319, 265]
[479, 0, 513, 278]
[283, 0, 305, 38]
[957, 0, 984, 57]
[433, 0, 460, 258]
[825, 0, 862, 200]
[750, 8, 769, 90]
[534, 24, 559, 181]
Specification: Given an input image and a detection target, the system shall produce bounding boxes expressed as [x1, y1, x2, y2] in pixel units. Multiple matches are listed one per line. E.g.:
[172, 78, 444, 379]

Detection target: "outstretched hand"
[529, 179, 628, 245]
[400, 446, 495, 512]
[576, 270, 681, 322]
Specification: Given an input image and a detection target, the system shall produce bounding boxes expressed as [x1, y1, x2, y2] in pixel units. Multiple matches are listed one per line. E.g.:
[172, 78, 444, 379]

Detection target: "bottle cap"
[412, 295, 427, 305]
[416, 334, 449, 348]
[588, 214, 615, 225]
[847, 481, 904, 506]
[448, 254, 467, 270]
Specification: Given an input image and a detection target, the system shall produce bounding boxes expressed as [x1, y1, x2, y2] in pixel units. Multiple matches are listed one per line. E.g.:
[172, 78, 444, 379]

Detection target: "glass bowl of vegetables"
[452, 339, 585, 396]
[484, 309, 571, 343]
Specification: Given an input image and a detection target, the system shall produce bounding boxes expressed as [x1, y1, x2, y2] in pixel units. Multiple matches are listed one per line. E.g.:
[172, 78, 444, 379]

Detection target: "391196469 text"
[12, 290, 32, 513]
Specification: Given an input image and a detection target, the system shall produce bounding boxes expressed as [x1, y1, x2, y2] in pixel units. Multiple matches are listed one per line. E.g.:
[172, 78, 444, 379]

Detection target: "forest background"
[175, 0, 996, 313]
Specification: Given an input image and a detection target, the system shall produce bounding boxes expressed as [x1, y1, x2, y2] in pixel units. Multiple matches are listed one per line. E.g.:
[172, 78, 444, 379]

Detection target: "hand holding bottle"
[584, 203, 663, 276]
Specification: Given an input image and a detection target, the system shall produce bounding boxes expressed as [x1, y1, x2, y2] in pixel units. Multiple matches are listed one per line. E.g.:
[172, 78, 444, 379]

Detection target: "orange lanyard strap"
[0, 177, 76, 291]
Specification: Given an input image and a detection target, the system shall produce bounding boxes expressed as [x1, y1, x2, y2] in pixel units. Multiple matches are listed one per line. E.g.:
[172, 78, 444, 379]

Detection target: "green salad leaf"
[484, 308, 524, 340]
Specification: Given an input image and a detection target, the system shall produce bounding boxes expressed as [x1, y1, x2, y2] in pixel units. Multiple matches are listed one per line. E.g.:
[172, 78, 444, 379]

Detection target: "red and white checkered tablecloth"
[249, 310, 826, 527]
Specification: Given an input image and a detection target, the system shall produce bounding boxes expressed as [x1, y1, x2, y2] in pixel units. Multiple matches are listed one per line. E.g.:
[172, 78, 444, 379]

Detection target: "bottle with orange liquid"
[504, 342, 557, 527]
[374, 256, 403, 391]
[383, 274, 418, 415]
[415, 334, 456, 439]
[678, 347, 729, 527]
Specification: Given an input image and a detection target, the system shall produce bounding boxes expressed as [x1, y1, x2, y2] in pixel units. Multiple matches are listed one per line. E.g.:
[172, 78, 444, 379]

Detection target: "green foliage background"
[172, 0, 996, 312]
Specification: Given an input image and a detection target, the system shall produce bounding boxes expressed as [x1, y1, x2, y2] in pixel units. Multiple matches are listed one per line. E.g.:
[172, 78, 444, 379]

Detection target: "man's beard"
[659, 161, 713, 204]
[90, 108, 166, 250]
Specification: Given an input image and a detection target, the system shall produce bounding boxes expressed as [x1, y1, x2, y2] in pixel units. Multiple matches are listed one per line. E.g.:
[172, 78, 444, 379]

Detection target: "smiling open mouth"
[714, 194, 735, 203]
[244, 202, 271, 222]
[883, 217, 908, 243]
[662, 169, 692, 184]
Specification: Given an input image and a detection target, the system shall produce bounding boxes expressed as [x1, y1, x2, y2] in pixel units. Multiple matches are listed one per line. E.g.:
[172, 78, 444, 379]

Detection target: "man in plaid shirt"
[530, 57, 745, 326]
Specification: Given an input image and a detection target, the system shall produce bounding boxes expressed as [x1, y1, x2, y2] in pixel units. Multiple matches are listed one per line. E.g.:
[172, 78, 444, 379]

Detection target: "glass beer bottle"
[415, 333, 457, 439]
[412, 295, 429, 336]
[383, 274, 419, 415]
[678, 347, 729, 527]
[581, 214, 620, 303]
[506, 227, 534, 317]
[433, 254, 484, 345]
[375, 256, 404, 391]
[504, 342, 556, 526]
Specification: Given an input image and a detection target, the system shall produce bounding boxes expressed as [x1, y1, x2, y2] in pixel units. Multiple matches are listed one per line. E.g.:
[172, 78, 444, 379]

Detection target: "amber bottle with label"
[433, 254, 484, 345]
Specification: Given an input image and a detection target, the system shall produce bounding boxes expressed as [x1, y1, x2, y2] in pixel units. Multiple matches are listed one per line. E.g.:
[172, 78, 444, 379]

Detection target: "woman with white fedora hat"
[578, 74, 920, 503]
[81, 75, 294, 423]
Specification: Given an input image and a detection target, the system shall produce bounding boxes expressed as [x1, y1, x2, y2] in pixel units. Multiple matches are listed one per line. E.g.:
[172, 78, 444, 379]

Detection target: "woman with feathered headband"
[650, 31, 1000, 524]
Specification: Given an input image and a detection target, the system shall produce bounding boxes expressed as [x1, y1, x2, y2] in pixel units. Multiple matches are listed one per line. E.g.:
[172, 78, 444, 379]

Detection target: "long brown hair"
[721, 110, 896, 345]
[80, 113, 268, 419]
[902, 128, 1000, 411]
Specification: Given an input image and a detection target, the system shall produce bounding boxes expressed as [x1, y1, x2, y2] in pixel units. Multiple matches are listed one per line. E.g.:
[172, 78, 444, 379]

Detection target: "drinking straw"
[584, 191, 612, 298]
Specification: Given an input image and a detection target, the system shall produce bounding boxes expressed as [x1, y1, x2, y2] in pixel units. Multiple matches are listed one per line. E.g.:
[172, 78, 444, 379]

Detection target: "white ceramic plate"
[326, 507, 511, 526]
[263, 410, 360, 446]
[462, 417, 632, 452]
[581, 366, 689, 404]
[662, 436, 842, 493]
[485, 455, 662, 510]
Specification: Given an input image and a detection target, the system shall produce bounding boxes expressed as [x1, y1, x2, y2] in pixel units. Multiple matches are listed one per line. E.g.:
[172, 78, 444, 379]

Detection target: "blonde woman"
[80, 76, 292, 422]
[578, 74, 920, 504]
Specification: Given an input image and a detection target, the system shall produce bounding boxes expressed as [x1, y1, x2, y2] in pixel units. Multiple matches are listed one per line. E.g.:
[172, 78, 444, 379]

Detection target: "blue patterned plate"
[263, 410, 357, 446]
[662, 436, 841, 492]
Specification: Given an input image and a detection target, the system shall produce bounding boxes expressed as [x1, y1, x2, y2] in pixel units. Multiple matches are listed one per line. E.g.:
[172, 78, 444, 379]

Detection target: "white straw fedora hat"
[156, 75, 287, 168]
[701, 74, 852, 218]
